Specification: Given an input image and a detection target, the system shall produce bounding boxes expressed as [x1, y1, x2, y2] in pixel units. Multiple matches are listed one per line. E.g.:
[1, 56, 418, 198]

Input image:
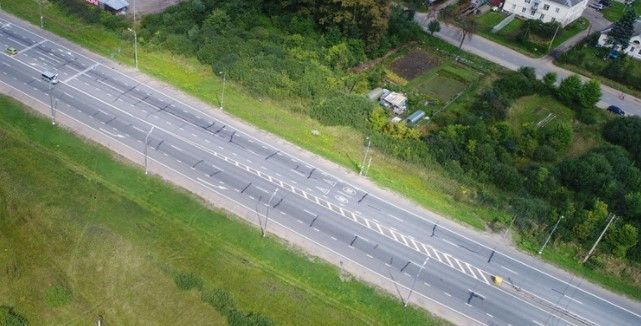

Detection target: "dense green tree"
[606, 223, 639, 258]
[603, 116, 641, 165]
[574, 200, 609, 242]
[538, 122, 573, 151]
[456, 16, 478, 49]
[428, 20, 441, 35]
[543, 72, 557, 91]
[625, 192, 641, 221]
[557, 75, 582, 105]
[578, 80, 602, 108]
[607, 9, 637, 51]
[369, 106, 388, 131]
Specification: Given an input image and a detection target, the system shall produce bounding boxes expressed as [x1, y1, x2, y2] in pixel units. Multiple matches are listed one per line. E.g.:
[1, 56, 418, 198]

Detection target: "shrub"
[46, 284, 73, 307]
[0, 306, 28, 326]
[173, 272, 203, 290]
[201, 288, 235, 315]
[309, 94, 373, 130]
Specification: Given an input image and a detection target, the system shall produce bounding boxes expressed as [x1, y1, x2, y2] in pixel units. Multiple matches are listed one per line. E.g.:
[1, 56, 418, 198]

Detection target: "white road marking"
[442, 239, 459, 247]
[501, 265, 518, 275]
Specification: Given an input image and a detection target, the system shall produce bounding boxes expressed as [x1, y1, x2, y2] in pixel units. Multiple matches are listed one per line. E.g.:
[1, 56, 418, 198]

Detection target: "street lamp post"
[538, 215, 564, 255]
[405, 256, 429, 307]
[39, 0, 44, 29]
[144, 126, 155, 175]
[260, 187, 279, 237]
[127, 28, 139, 70]
[219, 71, 226, 111]
[48, 80, 56, 125]
[359, 136, 371, 176]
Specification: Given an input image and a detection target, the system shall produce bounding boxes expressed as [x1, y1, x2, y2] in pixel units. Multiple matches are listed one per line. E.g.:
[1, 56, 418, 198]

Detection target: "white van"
[41, 70, 59, 84]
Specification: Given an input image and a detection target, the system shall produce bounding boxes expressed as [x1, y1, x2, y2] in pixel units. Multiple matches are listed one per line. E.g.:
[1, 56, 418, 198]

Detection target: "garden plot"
[389, 48, 440, 80]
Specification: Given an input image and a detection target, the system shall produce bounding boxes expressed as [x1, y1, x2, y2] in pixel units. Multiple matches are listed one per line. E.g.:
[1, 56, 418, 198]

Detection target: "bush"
[0, 306, 28, 326]
[46, 284, 73, 307]
[201, 288, 235, 315]
[173, 272, 203, 290]
[309, 94, 373, 130]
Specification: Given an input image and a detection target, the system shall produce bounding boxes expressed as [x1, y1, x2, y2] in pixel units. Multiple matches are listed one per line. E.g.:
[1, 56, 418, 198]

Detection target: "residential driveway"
[555, 7, 612, 53]
[414, 12, 641, 117]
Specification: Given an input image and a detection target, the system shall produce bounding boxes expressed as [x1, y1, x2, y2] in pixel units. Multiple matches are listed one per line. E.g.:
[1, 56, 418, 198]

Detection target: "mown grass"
[602, 0, 641, 22]
[3, 0, 505, 229]
[0, 96, 446, 324]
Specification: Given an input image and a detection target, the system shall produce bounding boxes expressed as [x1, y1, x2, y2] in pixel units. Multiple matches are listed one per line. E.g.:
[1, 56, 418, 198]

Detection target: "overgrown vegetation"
[559, 33, 641, 96]
[0, 96, 443, 325]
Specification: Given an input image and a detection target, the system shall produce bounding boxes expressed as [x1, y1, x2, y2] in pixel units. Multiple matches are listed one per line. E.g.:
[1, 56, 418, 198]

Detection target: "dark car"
[607, 105, 625, 116]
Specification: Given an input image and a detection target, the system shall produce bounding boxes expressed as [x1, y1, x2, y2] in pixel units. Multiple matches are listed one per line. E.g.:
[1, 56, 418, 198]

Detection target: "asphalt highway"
[0, 14, 640, 326]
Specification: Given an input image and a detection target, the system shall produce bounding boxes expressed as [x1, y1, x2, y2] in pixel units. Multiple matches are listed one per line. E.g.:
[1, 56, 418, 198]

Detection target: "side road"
[415, 13, 641, 116]
[1, 9, 640, 320]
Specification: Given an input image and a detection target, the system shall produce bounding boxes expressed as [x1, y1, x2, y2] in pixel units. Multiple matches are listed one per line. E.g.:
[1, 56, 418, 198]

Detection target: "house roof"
[101, 0, 129, 10]
[546, 0, 584, 8]
[383, 92, 407, 107]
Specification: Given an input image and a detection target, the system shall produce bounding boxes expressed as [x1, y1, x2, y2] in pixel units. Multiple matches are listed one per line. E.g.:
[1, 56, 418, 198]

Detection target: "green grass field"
[0, 96, 446, 325]
[602, 0, 641, 22]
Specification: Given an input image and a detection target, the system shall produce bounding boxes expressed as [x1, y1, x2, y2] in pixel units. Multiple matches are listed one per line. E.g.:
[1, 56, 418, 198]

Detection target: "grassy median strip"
[0, 96, 446, 324]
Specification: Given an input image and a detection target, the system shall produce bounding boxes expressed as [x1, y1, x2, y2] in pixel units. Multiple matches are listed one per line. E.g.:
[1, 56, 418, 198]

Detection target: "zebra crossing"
[210, 149, 493, 285]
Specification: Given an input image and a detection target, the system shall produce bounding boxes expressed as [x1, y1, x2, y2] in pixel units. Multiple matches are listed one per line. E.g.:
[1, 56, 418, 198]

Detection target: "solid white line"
[442, 239, 459, 247]
[17, 39, 45, 54]
[501, 265, 518, 275]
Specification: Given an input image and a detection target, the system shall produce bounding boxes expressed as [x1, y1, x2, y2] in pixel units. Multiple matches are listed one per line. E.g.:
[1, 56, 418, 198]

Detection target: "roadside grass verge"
[0, 96, 445, 325]
[517, 238, 641, 301]
[3, 0, 505, 229]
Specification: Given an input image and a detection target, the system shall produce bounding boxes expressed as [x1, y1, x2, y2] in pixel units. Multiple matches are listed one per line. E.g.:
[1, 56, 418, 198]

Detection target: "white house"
[502, 0, 588, 26]
[598, 20, 641, 60]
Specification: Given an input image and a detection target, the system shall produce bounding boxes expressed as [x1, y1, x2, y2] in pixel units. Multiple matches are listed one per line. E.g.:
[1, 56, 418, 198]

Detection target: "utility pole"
[132, 0, 137, 25]
[219, 70, 226, 111]
[359, 136, 371, 175]
[48, 80, 56, 125]
[260, 188, 279, 237]
[38, 1, 44, 29]
[405, 256, 429, 307]
[582, 213, 617, 263]
[144, 126, 155, 175]
[538, 215, 563, 255]
[547, 23, 561, 53]
[127, 28, 138, 70]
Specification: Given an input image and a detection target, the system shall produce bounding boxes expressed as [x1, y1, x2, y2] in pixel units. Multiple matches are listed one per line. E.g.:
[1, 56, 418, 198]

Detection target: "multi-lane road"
[0, 12, 640, 326]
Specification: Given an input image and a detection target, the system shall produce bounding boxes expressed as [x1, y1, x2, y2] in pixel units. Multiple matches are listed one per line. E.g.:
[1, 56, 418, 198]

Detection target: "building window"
[551, 17, 556, 22]
[631, 47, 636, 53]
[540, 14, 545, 19]
[543, 4, 550, 10]
[555, 7, 560, 13]
[512, 4, 517, 9]
[522, 7, 527, 12]
[525, 0, 531, 3]
[531, 9, 537, 15]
